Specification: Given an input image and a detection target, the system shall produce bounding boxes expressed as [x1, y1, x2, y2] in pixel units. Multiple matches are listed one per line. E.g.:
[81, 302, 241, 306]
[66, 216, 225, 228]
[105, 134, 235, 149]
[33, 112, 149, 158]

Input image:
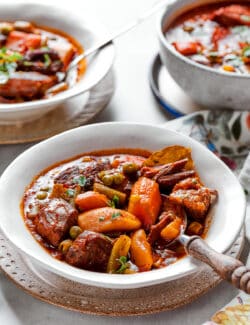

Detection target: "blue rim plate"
[149, 54, 207, 117]
[149, 54, 250, 167]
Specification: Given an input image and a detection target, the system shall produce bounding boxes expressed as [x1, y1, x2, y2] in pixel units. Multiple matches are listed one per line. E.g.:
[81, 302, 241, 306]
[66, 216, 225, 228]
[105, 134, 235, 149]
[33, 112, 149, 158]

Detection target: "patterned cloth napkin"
[203, 153, 250, 325]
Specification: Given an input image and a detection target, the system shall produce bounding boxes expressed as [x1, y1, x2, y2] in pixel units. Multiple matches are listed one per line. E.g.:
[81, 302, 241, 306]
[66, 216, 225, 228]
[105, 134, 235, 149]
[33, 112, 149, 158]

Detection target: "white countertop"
[0, 0, 247, 324]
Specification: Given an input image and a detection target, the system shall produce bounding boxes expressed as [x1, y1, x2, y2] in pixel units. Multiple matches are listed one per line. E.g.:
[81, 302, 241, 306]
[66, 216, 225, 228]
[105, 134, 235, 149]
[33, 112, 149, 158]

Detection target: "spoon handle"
[185, 235, 250, 293]
[68, 0, 174, 69]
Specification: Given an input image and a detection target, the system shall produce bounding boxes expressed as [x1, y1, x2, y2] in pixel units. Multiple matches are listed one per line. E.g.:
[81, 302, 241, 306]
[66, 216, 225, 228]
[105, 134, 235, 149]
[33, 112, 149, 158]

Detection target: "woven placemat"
[0, 228, 244, 316]
[0, 71, 115, 144]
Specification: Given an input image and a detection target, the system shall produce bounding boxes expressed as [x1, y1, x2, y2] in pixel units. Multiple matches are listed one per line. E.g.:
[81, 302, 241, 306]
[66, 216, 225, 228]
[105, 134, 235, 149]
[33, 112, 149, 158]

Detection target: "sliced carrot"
[130, 229, 153, 272]
[6, 31, 41, 52]
[223, 65, 235, 72]
[75, 191, 109, 211]
[160, 217, 182, 241]
[172, 41, 201, 56]
[128, 177, 161, 229]
[78, 207, 141, 233]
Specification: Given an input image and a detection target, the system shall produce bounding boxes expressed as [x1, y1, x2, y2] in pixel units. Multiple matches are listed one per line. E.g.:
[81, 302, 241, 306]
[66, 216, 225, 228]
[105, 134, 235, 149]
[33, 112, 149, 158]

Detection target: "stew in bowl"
[166, 2, 250, 74]
[0, 20, 85, 103]
[22, 146, 217, 274]
[0, 123, 245, 288]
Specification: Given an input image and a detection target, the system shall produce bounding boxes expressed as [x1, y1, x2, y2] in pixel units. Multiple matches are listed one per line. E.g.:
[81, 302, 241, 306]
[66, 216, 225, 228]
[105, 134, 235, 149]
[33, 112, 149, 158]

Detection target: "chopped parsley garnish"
[208, 51, 219, 57]
[111, 212, 121, 219]
[116, 256, 129, 274]
[99, 216, 105, 222]
[232, 26, 249, 34]
[23, 61, 33, 66]
[65, 188, 75, 198]
[44, 53, 51, 67]
[109, 195, 120, 208]
[73, 175, 86, 187]
[241, 15, 250, 23]
[242, 46, 250, 58]
[244, 189, 249, 195]
[0, 47, 24, 84]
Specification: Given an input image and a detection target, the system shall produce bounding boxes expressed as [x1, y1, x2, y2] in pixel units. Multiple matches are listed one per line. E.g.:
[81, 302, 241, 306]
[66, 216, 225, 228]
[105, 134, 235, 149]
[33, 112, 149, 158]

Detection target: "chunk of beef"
[169, 188, 212, 220]
[148, 195, 185, 244]
[212, 5, 250, 27]
[0, 71, 57, 99]
[65, 231, 113, 272]
[0, 95, 24, 103]
[54, 166, 81, 187]
[54, 160, 111, 188]
[33, 198, 78, 247]
[172, 177, 202, 191]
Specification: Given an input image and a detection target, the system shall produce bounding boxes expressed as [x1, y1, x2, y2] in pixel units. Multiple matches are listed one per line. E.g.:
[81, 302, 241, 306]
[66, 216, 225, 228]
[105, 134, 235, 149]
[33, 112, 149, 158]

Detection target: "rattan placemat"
[0, 71, 115, 144]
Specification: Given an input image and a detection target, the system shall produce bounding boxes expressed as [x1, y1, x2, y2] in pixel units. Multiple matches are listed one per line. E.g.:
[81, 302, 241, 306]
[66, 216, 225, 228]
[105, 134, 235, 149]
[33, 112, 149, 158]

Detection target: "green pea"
[113, 173, 125, 185]
[102, 174, 114, 186]
[40, 186, 50, 192]
[122, 162, 139, 174]
[36, 191, 48, 200]
[59, 239, 73, 254]
[69, 226, 82, 239]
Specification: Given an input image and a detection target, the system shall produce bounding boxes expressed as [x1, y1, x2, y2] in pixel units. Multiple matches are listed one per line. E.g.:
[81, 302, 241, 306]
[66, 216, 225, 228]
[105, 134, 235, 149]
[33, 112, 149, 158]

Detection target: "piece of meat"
[148, 195, 185, 244]
[17, 60, 63, 75]
[212, 5, 250, 27]
[0, 95, 24, 103]
[54, 160, 111, 188]
[48, 38, 75, 69]
[140, 158, 188, 179]
[6, 31, 41, 53]
[33, 198, 78, 247]
[65, 231, 113, 271]
[147, 213, 172, 245]
[172, 177, 202, 191]
[54, 166, 82, 187]
[169, 187, 213, 220]
[157, 170, 196, 188]
[0, 71, 57, 99]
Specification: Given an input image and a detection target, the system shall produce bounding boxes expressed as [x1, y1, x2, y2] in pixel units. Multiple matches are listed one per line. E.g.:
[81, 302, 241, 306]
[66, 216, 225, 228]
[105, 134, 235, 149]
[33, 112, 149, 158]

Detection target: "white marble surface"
[0, 0, 248, 324]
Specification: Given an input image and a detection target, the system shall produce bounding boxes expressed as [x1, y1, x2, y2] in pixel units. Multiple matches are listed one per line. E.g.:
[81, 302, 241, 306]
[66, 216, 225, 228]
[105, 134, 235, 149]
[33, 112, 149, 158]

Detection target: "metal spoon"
[171, 214, 250, 294]
[66, 0, 174, 73]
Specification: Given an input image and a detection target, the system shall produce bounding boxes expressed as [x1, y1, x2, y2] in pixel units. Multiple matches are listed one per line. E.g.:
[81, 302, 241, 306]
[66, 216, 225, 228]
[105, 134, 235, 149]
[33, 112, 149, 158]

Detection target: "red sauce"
[21, 148, 215, 274]
[0, 20, 86, 103]
[166, 2, 250, 73]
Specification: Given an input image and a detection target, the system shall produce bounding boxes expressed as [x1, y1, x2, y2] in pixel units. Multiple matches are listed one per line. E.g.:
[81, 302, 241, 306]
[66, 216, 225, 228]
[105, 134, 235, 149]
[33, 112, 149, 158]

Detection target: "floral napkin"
[165, 113, 250, 325]
[202, 153, 250, 325]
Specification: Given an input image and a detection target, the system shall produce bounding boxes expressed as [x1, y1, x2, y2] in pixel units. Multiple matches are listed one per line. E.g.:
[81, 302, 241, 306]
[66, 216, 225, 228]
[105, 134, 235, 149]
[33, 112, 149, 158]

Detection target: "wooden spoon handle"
[186, 236, 250, 293]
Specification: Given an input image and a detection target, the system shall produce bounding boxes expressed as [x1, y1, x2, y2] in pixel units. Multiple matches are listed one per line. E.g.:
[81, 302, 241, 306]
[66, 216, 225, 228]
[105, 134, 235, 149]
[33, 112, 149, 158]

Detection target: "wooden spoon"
[176, 222, 250, 293]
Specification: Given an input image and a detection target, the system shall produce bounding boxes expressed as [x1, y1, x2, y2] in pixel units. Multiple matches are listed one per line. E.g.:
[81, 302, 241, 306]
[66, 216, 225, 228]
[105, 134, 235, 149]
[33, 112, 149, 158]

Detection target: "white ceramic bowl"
[158, 0, 250, 110]
[0, 3, 114, 124]
[0, 123, 246, 288]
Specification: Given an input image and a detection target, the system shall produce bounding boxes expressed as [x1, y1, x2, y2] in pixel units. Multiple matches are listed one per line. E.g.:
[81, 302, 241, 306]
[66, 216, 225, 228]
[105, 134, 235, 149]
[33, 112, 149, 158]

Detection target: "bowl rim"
[0, 122, 246, 288]
[157, 0, 250, 79]
[0, 2, 115, 111]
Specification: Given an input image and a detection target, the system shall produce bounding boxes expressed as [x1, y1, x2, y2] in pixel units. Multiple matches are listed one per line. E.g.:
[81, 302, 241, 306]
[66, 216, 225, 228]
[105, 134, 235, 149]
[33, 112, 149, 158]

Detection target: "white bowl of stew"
[158, 0, 250, 110]
[0, 3, 114, 124]
[0, 122, 246, 289]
